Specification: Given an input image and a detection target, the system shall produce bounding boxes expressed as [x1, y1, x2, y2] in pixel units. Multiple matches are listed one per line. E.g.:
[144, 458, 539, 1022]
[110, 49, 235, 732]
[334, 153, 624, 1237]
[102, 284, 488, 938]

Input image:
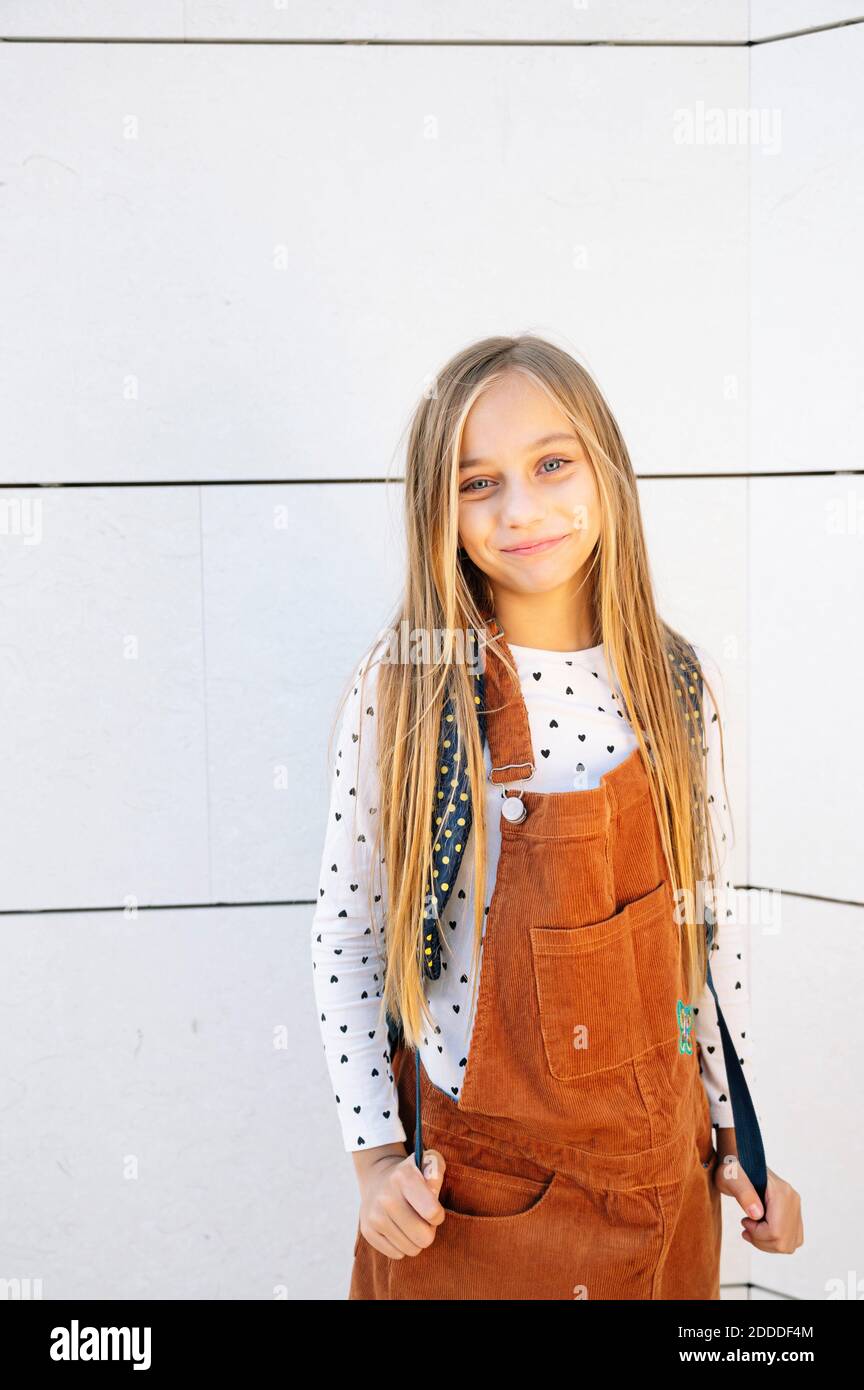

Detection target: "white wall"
[1, 1, 751, 42]
[0, 2, 860, 1301]
[748, 19, 864, 1300]
[0, 40, 748, 484]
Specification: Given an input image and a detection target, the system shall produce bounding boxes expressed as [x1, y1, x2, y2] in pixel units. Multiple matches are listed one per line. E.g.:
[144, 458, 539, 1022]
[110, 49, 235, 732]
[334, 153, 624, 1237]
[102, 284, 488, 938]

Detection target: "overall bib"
[349, 625, 723, 1300]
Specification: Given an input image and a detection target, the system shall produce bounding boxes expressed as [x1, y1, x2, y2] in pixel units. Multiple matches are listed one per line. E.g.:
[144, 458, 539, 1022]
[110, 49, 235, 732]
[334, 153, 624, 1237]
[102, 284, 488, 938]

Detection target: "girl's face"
[457, 371, 601, 602]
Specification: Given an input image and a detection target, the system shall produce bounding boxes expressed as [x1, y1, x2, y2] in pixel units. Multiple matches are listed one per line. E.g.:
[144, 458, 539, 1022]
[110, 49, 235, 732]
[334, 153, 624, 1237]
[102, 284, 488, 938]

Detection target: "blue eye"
[460, 457, 571, 495]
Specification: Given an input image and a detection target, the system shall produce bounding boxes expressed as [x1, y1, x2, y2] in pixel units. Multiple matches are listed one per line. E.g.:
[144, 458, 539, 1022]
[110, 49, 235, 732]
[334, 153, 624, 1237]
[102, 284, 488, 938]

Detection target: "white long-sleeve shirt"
[311, 636, 756, 1153]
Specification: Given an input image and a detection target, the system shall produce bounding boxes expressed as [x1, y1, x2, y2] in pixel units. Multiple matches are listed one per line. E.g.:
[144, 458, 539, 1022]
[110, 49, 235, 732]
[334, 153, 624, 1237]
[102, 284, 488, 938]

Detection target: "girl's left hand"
[712, 1136, 804, 1254]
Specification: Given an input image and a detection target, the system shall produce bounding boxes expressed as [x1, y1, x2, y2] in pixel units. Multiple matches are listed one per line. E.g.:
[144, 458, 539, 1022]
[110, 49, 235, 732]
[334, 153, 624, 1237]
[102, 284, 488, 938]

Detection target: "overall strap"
[483, 617, 535, 784]
[672, 640, 768, 1210]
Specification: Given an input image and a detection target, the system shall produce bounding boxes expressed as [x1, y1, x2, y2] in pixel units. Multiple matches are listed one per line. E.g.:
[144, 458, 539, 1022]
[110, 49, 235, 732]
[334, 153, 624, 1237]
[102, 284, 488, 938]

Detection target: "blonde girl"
[311, 334, 803, 1300]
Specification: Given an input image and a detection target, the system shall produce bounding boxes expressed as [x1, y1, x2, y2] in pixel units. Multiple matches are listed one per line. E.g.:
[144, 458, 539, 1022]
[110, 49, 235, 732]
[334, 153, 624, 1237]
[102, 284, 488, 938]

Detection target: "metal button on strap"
[501, 792, 527, 825]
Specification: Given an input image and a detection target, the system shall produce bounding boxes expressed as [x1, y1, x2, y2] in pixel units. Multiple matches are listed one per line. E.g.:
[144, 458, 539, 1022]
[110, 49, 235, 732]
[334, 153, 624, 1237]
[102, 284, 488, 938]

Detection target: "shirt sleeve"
[690, 645, 759, 1129]
[309, 646, 408, 1154]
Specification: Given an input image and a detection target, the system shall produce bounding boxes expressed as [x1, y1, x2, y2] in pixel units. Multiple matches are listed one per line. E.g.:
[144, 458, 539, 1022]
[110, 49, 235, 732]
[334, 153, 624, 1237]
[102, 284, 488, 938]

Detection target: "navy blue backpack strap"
[673, 639, 768, 1209]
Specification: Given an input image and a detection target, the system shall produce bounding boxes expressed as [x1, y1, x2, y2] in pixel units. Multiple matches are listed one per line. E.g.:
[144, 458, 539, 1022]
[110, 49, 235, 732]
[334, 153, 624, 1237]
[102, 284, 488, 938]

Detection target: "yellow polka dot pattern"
[667, 644, 705, 750]
[423, 669, 487, 980]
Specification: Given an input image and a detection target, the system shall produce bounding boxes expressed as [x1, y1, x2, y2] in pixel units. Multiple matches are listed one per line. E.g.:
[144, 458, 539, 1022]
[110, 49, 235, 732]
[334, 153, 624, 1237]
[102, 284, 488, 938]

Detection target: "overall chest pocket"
[529, 878, 680, 1082]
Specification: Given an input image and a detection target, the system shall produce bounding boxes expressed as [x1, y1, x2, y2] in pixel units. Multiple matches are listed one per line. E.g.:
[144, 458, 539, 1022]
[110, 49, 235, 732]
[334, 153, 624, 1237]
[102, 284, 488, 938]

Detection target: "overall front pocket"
[386, 1162, 563, 1300]
[529, 878, 680, 1082]
[436, 1158, 556, 1219]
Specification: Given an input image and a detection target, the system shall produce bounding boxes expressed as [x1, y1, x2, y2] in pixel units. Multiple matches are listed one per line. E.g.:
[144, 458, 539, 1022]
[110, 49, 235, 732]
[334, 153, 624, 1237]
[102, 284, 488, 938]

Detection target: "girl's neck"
[490, 597, 598, 654]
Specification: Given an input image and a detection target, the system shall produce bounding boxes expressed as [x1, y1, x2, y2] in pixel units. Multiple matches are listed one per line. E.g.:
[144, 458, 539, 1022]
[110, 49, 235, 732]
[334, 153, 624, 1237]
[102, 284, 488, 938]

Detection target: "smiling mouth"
[500, 532, 571, 557]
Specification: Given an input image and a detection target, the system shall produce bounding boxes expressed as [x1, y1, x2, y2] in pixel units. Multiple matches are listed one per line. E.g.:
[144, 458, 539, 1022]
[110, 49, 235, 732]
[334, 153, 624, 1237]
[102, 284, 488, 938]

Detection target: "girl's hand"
[357, 1147, 447, 1259]
[712, 1132, 804, 1254]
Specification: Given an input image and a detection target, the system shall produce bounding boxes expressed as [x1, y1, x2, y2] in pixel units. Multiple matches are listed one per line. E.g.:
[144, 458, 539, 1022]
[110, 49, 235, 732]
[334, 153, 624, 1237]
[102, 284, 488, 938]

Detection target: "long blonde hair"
[332, 334, 732, 1048]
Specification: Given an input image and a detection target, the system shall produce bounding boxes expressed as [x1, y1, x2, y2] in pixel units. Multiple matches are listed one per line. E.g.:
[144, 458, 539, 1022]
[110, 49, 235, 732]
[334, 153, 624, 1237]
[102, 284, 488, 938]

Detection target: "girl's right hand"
[357, 1148, 447, 1259]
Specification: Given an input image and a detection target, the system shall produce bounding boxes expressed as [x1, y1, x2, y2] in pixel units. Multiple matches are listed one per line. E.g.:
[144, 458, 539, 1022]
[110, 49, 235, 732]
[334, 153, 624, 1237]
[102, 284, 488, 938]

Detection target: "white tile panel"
[184, 0, 749, 42]
[751, 24, 864, 472]
[0, 902, 356, 1299]
[0, 42, 748, 483]
[202, 476, 750, 905]
[0, 1, 751, 43]
[751, 3, 863, 40]
[641, 473, 750, 884]
[0, 474, 753, 914]
[0, 486, 210, 910]
[201, 481, 405, 902]
[749, 475, 864, 903]
[749, 892, 864, 1298]
[0, 0, 185, 38]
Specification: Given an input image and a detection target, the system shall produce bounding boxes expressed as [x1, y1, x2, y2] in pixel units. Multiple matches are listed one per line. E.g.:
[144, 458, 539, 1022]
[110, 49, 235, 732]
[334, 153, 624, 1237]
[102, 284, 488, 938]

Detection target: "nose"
[496, 476, 546, 530]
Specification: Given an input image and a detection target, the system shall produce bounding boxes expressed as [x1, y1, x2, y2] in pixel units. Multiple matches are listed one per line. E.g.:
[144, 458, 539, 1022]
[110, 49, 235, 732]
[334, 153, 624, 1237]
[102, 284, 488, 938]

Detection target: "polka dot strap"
[422, 669, 487, 981]
[384, 664, 487, 1061]
[667, 639, 706, 751]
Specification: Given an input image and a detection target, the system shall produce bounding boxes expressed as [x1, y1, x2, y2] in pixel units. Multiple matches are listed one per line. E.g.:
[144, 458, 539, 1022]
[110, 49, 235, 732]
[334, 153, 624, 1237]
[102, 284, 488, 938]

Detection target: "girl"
[311, 335, 803, 1300]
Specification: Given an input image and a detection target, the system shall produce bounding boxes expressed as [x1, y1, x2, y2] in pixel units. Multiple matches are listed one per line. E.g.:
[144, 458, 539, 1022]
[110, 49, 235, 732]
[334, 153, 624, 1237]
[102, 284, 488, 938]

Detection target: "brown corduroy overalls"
[349, 628, 722, 1300]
